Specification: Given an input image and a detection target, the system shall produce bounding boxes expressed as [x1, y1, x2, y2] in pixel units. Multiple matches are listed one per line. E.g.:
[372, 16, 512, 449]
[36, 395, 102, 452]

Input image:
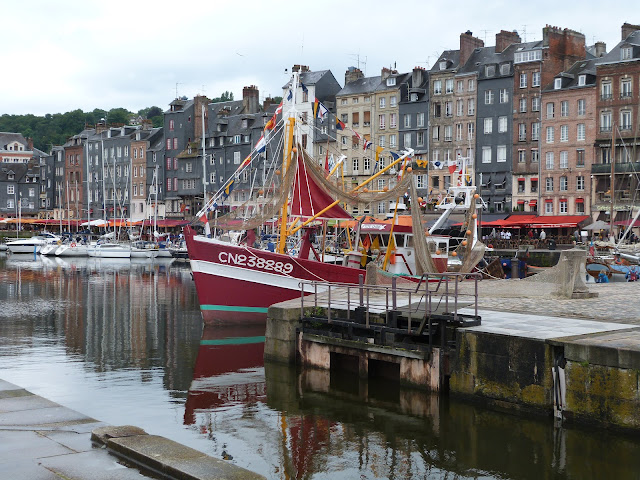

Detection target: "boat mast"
[201, 103, 208, 221]
[277, 71, 299, 254]
[610, 122, 615, 236]
[86, 136, 91, 231]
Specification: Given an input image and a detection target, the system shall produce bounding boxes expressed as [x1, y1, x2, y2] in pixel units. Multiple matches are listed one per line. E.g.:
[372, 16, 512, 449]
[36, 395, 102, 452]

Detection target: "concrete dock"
[265, 267, 640, 432]
[0, 379, 264, 479]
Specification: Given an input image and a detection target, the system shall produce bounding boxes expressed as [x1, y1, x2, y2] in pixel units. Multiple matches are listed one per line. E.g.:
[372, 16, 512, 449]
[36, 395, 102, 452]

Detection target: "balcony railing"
[620, 92, 633, 99]
[591, 162, 640, 174]
[600, 126, 612, 133]
[600, 93, 613, 100]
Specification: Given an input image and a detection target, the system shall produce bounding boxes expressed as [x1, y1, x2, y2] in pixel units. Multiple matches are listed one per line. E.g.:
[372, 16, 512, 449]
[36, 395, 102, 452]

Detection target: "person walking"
[539, 229, 546, 241]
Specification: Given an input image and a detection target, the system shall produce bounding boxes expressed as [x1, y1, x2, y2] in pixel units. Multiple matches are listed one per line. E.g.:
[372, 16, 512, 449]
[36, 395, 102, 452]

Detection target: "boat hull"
[7, 243, 43, 254]
[185, 227, 365, 324]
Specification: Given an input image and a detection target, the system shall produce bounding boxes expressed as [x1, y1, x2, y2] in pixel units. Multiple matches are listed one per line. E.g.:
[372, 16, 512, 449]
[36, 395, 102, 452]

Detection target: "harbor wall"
[449, 330, 554, 413]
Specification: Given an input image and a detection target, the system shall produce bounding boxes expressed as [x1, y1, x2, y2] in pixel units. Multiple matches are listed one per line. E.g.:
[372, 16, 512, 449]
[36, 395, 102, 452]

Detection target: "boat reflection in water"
[186, 329, 640, 480]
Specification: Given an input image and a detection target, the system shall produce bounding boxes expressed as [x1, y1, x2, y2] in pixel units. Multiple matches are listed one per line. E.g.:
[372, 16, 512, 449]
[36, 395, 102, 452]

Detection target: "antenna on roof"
[480, 29, 491, 44]
[348, 53, 368, 74]
[521, 25, 529, 42]
[175, 82, 182, 99]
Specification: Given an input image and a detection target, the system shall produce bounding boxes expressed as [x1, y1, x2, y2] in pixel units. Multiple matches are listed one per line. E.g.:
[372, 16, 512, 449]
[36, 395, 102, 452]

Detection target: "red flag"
[324, 150, 329, 173]
[200, 213, 208, 224]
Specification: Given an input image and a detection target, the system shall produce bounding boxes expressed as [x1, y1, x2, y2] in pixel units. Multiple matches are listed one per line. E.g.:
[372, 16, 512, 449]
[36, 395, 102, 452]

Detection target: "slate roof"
[543, 58, 597, 92]
[376, 72, 411, 92]
[336, 75, 382, 96]
[430, 50, 461, 73]
[596, 28, 640, 66]
[282, 70, 331, 89]
[0, 132, 30, 150]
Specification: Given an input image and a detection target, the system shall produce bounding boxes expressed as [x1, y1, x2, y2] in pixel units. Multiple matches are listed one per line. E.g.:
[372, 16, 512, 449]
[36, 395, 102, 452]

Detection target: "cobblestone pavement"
[458, 279, 640, 325]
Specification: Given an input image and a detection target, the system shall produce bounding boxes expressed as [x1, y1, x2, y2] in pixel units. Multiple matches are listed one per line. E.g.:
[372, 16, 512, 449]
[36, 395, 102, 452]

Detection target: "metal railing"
[299, 272, 482, 348]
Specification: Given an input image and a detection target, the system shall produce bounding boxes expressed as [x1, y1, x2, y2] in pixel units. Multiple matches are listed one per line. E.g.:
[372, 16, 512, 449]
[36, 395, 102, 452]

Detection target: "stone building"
[593, 23, 640, 223]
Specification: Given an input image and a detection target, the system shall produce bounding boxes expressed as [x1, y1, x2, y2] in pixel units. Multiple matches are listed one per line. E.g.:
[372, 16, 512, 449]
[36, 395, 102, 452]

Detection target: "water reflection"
[1, 254, 640, 480]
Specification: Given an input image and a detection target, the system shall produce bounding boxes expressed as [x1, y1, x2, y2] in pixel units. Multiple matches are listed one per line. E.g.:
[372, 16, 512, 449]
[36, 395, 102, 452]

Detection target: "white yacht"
[87, 242, 131, 259]
[6, 233, 61, 254]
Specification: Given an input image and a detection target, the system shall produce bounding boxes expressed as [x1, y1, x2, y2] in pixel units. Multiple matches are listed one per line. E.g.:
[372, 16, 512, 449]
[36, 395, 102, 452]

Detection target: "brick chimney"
[263, 96, 275, 111]
[242, 85, 259, 114]
[193, 95, 209, 141]
[292, 65, 310, 73]
[27, 138, 33, 151]
[594, 41, 607, 57]
[460, 30, 484, 66]
[542, 26, 586, 84]
[495, 30, 521, 53]
[345, 66, 364, 84]
[621, 22, 640, 40]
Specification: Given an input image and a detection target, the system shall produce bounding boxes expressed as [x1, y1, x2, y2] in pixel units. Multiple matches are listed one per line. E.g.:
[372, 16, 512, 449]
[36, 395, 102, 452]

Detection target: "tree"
[211, 91, 234, 103]
[107, 108, 132, 125]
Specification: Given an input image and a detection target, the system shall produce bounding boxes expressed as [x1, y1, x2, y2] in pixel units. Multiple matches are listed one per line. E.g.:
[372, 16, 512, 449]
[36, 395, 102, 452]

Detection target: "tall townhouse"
[399, 67, 430, 197]
[146, 134, 166, 220]
[373, 68, 410, 215]
[33, 148, 54, 217]
[512, 26, 587, 212]
[282, 65, 341, 159]
[475, 31, 520, 213]
[593, 23, 640, 223]
[540, 60, 597, 216]
[0, 133, 41, 219]
[163, 97, 195, 218]
[52, 146, 65, 220]
[335, 68, 379, 216]
[430, 32, 483, 199]
[199, 90, 276, 214]
[130, 126, 163, 221]
[63, 130, 92, 220]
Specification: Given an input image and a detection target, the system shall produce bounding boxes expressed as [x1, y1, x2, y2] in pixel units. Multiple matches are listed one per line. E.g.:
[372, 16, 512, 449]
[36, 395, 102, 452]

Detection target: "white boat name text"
[218, 252, 294, 274]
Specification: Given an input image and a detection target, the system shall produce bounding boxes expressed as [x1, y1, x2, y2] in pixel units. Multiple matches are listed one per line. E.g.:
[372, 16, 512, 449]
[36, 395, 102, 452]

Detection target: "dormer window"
[578, 75, 586, 86]
[621, 47, 632, 60]
[439, 61, 447, 70]
[386, 77, 396, 86]
[500, 63, 510, 75]
[8, 174, 14, 180]
[242, 119, 248, 128]
[554, 78, 562, 89]
[410, 93, 418, 102]
[485, 65, 495, 77]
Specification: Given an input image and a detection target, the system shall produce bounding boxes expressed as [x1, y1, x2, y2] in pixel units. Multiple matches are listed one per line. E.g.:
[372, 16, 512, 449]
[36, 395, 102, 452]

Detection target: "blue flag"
[287, 89, 292, 101]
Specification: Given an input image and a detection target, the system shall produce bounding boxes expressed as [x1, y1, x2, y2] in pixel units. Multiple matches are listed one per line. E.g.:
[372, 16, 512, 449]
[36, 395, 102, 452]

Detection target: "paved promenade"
[0, 379, 264, 479]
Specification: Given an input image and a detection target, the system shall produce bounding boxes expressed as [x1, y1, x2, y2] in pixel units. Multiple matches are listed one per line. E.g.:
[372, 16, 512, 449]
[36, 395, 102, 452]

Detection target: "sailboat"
[184, 71, 486, 323]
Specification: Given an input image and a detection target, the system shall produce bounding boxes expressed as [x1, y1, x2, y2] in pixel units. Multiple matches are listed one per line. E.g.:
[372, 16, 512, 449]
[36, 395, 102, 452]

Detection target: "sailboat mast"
[86, 137, 91, 230]
[610, 122, 615, 236]
[201, 104, 208, 218]
[277, 71, 299, 254]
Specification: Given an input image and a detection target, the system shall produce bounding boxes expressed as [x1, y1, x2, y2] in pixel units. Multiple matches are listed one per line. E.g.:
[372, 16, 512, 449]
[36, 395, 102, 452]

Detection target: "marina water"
[0, 253, 638, 479]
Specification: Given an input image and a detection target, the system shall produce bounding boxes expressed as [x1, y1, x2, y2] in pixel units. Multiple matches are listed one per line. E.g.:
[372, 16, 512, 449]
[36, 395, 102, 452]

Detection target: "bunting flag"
[351, 129, 362, 141]
[335, 118, 345, 130]
[287, 90, 292, 101]
[415, 158, 429, 169]
[254, 134, 266, 153]
[363, 140, 373, 151]
[180, 204, 186, 213]
[275, 101, 283, 115]
[447, 159, 458, 174]
[390, 151, 400, 160]
[324, 149, 330, 173]
[200, 212, 208, 224]
[312, 98, 329, 122]
[301, 82, 308, 94]
[264, 113, 277, 131]
[432, 160, 443, 169]
[240, 154, 252, 169]
[375, 146, 384, 169]
[223, 180, 235, 199]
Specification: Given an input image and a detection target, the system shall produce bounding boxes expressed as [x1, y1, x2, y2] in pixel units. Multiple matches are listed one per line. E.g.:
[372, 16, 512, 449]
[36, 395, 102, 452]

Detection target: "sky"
[1, 0, 633, 116]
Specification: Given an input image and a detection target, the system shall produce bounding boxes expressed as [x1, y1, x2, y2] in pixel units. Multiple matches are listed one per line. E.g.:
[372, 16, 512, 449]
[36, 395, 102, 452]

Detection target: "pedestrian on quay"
[539, 229, 546, 241]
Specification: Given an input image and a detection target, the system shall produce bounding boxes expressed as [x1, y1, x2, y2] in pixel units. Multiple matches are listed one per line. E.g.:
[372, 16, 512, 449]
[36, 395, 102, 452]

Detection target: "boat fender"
[71, 242, 76, 248]
[390, 250, 396, 265]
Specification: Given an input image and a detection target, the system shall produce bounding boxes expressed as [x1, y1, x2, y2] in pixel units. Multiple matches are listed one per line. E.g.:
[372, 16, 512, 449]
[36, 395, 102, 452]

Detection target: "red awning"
[559, 198, 567, 202]
[498, 214, 589, 229]
[517, 200, 525, 204]
[545, 199, 553, 203]
[531, 177, 538, 181]
[517, 177, 525, 181]
[615, 219, 640, 227]
[529, 200, 537, 206]
[575, 198, 584, 203]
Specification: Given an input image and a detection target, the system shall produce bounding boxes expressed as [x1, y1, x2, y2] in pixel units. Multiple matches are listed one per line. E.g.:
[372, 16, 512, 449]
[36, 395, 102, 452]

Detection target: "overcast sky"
[2, 1, 632, 116]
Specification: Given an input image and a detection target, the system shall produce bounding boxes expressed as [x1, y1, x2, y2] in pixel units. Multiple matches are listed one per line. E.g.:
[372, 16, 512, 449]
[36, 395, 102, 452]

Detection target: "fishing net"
[410, 177, 440, 275]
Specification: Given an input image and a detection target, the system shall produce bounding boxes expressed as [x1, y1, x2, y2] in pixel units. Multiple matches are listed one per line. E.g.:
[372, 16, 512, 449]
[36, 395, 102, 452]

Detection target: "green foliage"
[210, 91, 234, 103]
[0, 105, 164, 152]
[272, 96, 283, 104]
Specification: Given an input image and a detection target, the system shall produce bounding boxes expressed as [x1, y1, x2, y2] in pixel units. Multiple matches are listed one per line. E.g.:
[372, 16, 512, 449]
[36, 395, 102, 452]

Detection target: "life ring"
[71, 242, 76, 248]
